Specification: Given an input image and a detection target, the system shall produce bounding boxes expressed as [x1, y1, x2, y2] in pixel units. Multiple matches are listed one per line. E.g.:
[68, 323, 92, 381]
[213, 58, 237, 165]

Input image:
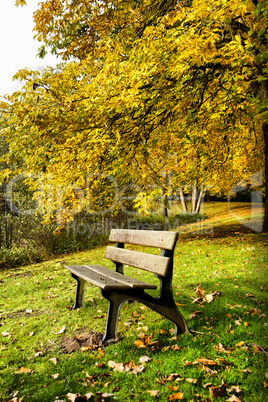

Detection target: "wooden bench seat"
[64, 229, 190, 344]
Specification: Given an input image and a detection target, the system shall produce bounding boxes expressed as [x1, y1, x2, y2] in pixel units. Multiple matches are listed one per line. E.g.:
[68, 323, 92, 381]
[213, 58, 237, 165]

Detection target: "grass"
[0, 202, 267, 402]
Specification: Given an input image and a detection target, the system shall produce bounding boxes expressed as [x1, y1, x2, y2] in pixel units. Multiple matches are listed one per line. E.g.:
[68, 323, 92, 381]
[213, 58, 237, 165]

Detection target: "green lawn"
[0, 202, 267, 402]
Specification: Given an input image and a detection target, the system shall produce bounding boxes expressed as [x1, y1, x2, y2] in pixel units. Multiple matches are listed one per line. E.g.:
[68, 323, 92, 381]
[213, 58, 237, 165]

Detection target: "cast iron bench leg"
[72, 273, 86, 309]
[101, 290, 131, 344]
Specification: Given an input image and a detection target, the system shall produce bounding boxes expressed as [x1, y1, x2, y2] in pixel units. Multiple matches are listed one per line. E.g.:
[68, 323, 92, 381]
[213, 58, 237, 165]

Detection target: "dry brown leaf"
[67, 393, 93, 401]
[49, 358, 58, 365]
[203, 382, 213, 388]
[15, 367, 32, 374]
[125, 361, 144, 374]
[162, 373, 181, 381]
[34, 351, 44, 357]
[227, 395, 241, 402]
[239, 368, 252, 373]
[205, 294, 214, 303]
[167, 385, 179, 391]
[1, 331, 11, 337]
[194, 285, 206, 298]
[195, 357, 218, 366]
[263, 381, 268, 388]
[202, 365, 218, 376]
[108, 361, 125, 372]
[139, 355, 150, 364]
[227, 385, 241, 393]
[189, 311, 202, 319]
[215, 343, 231, 353]
[146, 390, 160, 397]
[186, 378, 198, 384]
[96, 393, 115, 398]
[134, 339, 146, 348]
[95, 362, 105, 368]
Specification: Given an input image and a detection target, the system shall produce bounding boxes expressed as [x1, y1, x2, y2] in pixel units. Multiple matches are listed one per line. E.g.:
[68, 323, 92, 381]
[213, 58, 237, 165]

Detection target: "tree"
[1, 0, 267, 230]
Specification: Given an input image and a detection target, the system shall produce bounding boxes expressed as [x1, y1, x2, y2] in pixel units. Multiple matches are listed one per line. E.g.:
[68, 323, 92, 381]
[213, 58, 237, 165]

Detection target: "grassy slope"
[0, 202, 267, 402]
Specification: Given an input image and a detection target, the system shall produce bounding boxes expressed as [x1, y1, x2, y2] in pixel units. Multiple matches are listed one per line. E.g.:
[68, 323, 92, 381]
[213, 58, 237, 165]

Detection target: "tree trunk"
[263, 122, 268, 232]
[195, 189, 204, 213]
[179, 186, 188, 213]
[161, 193, 169, 218]
[192, 181, 197, 213]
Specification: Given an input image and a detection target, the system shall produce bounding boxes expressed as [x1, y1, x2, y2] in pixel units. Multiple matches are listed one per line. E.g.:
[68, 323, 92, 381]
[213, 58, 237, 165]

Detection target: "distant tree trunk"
[195, 188, 204, 213]
[179, 186, 188, 213]
[263, 122, 268, 232]
[192, 181, 198, 213]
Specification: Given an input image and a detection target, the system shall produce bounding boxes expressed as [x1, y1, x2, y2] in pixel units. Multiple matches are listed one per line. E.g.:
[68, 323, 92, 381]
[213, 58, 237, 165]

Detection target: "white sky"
[0, 1, 60, 96]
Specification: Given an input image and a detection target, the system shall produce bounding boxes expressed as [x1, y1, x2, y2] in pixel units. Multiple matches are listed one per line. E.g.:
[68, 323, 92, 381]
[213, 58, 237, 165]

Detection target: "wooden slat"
[65, 264, 157, 290]
[109, 229, 178, 250]
[105, 246, 170, 276]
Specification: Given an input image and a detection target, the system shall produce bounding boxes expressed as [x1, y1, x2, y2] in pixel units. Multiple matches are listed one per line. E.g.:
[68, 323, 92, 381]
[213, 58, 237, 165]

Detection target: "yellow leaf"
[236, 341, 245, 347]
[168, 392, 184, 400]
[15, 367, 32, 373]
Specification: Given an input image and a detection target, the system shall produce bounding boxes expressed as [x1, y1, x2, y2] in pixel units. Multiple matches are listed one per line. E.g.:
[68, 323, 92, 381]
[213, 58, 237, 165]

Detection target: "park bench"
[64, 229, 190, 344]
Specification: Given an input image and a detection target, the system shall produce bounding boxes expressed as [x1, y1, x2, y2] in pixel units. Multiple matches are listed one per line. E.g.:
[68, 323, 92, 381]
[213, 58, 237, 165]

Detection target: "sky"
[0, 1, 59, 97]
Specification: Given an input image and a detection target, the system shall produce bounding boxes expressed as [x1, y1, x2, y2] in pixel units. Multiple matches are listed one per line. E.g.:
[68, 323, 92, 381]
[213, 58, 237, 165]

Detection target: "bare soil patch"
[61, 328, 104, 352]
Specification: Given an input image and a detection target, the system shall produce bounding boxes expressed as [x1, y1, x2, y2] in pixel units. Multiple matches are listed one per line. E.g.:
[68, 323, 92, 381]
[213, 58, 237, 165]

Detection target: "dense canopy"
[1, 0, 267, 230]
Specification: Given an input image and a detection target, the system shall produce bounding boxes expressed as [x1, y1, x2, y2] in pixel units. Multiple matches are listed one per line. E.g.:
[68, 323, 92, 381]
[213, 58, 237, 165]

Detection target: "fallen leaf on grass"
[15, 367, 33, 374]
[139, 356, 150, 364]
[134, 331, 160, 350]
[227, 386, 241, 393]
[162, 373, 181, 382]
[189, 311, 202, 319]
[227, 395, 241, 402]
[167, 385, 179, 391]
[108, 360, 144, 374]
[49, 358, 58, 365]
[34, 351, 44, 357]
[146, 390, 160, 397]
[67, 393, 93, 401]
[195, 358, 218, 366]
[186, 378, 198, 384]
[51, 373, 60, 379]
[236, 341, 245, 347]
[192, 286, 221, 304]
[239, 368, 252, 373]
[1, 331, 11, 337]
[203, 383, 213, 388]
[167, 392, 184, 400]
[55, 326, 66, 334]
[264, 381, 268, 388]
[214, 343, 231, 353]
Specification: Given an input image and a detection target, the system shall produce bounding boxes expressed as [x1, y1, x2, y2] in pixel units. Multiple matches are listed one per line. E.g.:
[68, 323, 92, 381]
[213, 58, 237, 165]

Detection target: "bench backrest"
[105, 229, 178, 277]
